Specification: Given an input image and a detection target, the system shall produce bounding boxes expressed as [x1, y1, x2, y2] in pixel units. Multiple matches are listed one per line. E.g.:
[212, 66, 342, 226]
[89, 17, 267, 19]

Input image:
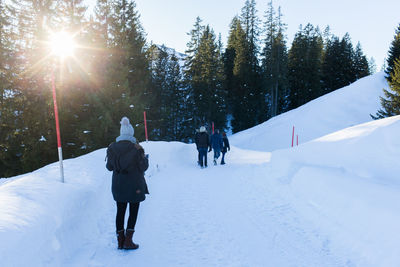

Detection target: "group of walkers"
[105, 117, 231, 250]
[195, 126, 230, 168]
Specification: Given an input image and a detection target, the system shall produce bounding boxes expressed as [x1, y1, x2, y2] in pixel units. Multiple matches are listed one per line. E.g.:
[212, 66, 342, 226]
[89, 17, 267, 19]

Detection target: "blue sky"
[88, 0, 400, 69]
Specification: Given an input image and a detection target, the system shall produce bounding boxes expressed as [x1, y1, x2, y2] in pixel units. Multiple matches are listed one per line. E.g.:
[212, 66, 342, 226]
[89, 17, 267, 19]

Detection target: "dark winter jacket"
[221, 136, 230, 153]
[106, 141, 149, 203]
[211, 133, 223, 150]
[195, 132, 210, 149]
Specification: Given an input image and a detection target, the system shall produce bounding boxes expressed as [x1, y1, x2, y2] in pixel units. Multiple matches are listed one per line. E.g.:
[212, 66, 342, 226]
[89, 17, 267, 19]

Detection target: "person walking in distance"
[106, 117, 149, 250]
[194, 128, 201, 166]
[195, 126, 211, 168]
[210, 129, 223, 165]
[221, 132, 230, 165]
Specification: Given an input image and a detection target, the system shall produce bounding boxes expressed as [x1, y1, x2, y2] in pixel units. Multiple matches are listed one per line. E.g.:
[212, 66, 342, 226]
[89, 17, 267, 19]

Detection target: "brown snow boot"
[117, 229, 125, 249]
[123, 229, 139, 250]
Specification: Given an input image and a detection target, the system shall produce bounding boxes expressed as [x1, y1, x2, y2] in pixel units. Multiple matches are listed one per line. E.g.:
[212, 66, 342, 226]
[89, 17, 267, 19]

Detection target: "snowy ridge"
[231, 72, 388, 152]
[1, 73, 400, 266]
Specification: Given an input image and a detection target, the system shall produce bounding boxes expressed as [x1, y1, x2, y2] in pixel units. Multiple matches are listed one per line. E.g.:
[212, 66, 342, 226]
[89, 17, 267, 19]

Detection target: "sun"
[49, 31, 75, 58]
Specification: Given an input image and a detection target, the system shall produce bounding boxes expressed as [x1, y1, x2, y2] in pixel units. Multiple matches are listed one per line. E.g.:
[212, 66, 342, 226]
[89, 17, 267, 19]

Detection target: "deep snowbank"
[267, 115, 400, 266]
[231, 72, 388, 152]
[0, 150, 112, 266]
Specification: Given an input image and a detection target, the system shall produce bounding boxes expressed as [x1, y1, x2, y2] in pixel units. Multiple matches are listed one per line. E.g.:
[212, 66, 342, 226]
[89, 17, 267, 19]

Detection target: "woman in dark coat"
[195, 126, 211, 168]
[221, 132, 230, 165]
[106, 117, 149, 250]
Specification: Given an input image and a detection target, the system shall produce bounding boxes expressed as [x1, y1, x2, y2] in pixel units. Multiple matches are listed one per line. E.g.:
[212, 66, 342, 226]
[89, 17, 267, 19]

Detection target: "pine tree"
[0, 0, 23, 177]
[185, 17, 205, 68]
[288, 24, 323, 109]
[53, 0, 94, 158]
[239, 0, 263, 125]
[373, 59, 400, 118]
[106, 0, 150, 141]
[197, 25, 226, 129]
[56, 0, 87, 31]
[322, 33, 369, 94]
[183, 17, 205, 130]
[385, 24, 400, 82]
[368, 57, 377, 74]
[85, 0, 115, 148]
[262, 2, 289, 118]
[164, 52, 186, 141]
[353, 42, 370, 80]
[183, 17, 201, 129]
[223, 17, 239, 114]
[240, 0, 260, 73]
[225, 17, 252, 132]
[321, 35, 342, 93]
[184, 23, 226, 132]
[2, 0, 154, 176]
[8, 0, 61, 174]
[148, 44, 169, 140]
[339, 33, 356, 85]
[224, 0, 263, 133]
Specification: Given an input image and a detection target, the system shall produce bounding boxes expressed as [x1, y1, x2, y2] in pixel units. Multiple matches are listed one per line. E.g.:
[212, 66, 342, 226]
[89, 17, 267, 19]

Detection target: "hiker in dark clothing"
[195, 126, 211, 168]
[210, 129, 223, 165]
[221, 132, 230, 165]
[194, 128, 201, 166]
[106, 117, 149, 250]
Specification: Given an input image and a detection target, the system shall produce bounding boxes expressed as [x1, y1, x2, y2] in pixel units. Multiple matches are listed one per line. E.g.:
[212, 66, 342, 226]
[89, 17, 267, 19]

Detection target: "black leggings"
[116, 202, 140, 231]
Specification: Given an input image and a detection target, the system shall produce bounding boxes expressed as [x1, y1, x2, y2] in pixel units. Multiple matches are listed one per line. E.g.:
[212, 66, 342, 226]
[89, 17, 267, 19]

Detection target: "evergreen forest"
[2, 0, 387, 177]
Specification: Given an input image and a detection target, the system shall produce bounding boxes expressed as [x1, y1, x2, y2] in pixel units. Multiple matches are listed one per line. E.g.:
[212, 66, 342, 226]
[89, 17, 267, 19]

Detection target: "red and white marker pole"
[51, 70, 64, 183]
[212, 122, 214, 134]
[144, 111, 148, 142]
[291, 126, 295, 147]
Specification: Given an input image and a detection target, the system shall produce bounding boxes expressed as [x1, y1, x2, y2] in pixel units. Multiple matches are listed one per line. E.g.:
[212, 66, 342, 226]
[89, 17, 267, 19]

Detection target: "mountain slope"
[231, 72, 388, 152]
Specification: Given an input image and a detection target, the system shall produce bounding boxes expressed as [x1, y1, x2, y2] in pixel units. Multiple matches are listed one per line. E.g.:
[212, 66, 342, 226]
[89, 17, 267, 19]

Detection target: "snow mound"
[231, 72, 388, 152]
[266, 115, 400, 266]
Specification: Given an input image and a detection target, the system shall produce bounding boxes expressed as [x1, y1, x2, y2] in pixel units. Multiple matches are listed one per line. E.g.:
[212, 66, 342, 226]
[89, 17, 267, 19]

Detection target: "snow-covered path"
[59, 142, 350, 267]
[3, 116, 400, 266]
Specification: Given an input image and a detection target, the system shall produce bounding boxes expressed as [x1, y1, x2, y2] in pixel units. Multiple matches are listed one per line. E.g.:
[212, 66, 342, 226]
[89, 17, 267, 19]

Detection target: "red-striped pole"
[212, 122, 214, 134]
[51, 69, 64, 183]
[291, 126, 295, 147]
[144, 111, 148, 142]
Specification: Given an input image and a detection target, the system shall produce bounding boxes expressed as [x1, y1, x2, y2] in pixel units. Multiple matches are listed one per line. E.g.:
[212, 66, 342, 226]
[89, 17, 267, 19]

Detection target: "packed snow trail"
[0, 141, 351, 266]
[65, 142, 346, 267]
[3, 114, 400, 266]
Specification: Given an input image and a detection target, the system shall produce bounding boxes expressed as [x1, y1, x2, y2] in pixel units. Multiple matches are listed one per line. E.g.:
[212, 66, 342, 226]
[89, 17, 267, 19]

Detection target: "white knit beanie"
[120, 116, 134, 136]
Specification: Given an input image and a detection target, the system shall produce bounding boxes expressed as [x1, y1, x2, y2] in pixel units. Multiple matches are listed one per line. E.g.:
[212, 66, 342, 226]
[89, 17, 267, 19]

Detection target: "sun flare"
[49, 32, 75, 58]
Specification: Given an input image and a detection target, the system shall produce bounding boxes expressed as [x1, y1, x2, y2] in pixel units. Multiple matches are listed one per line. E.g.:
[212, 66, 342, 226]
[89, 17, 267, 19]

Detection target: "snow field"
[1, 72, 399, 266]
